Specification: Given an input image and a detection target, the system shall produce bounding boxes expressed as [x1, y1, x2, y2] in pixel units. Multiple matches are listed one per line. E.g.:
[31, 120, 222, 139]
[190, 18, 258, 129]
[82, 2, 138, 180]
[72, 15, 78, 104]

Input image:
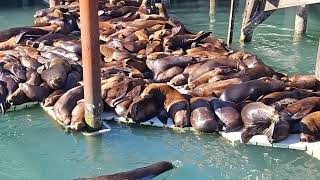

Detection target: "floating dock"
[36, 105, 320, 160]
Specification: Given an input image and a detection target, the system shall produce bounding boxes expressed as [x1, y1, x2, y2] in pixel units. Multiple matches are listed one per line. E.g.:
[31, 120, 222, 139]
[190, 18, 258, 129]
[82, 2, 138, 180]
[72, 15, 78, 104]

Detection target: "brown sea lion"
[192, 78, 242, 97]
[220, 77, 285, 103]
[20, 56, 41, 70]
[74, 161, 174, 180]
[114, 85, 143, 117]
[7, 86, 31, 105]
[53, 85, 84, 125]
[155, 66, 184, 83]
[146, 40, 163, 55]
[19, 82, 51, 102]
[130, 83, 190, 127]
[210, 98, 242, 132]
[41, 64, 69, 89]
[281, 97, 320, 120]
[53, 40, 81, 55]
[241, 102, 289, 143]
[0, 27, 48, 42]
[43, 89, 65, 107]
[163, 32, 211, 51]
[169, 63, 202, 86]
[190, 97, 219, 133]
[287, 75, 320, 90]
[25, 69, 42, 86]
[300, 111, 320, 142]
[70, 99, 85, 131]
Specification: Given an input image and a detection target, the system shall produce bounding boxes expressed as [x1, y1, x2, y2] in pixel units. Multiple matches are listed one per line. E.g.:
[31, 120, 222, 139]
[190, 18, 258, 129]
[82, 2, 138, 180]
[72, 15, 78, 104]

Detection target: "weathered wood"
[294, 5, 308, 35]
[240, 0, 274, 42]
[264, 0, 320, 11]
[315, 38, 320, 80]
[227, 0, 238, 47]
[209, 0, 216, 16]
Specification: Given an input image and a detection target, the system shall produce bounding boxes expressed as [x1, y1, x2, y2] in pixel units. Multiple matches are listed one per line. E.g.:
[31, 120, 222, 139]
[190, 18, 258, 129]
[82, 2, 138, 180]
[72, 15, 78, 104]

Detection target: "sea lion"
[130, 83, 190, 127]
[129, 95, 160, 123]
[169, 63, 202, 86]
[19, 82, 51, 102]
[41, 64, 68, 89]
[74, 161, 174, 180]
[220, 77, 285, 103]
[25, 69, 42, 86]
[20, 56, 41, 70]
[0, 81, 8, 113]
[163, 32, 212, 51]
[53, 40, 81, 55]
[155, 66, 184, 83]
[287, 75, 320, 90]
[281, 97, 320, 120]
[300, 111, 320, 142]
[7, 86, 31, 105]
[190, 97, 219, 133]
[241, 102, 289, 143]
[62, 70, 82, 91]
[70, 99, 85, 131]
[53, 85, 84, 125]
[210, 98, 242, 132]
[0, 27, 48, 42]
[114, 85, 142, 117]
[43, 89, 65, 107]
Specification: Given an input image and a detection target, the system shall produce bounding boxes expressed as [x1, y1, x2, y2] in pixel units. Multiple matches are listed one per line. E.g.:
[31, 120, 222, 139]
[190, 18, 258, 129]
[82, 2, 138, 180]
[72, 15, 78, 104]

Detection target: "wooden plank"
[264, 0, 320, 11]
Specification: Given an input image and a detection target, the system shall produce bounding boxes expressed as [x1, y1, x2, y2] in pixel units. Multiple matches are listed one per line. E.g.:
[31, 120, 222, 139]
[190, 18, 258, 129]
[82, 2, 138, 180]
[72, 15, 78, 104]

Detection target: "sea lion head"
[261, 77, 286, 90]
[169, 101, 190, 128]
[129, 95, 159, 123]
[267, 118, 290, 143]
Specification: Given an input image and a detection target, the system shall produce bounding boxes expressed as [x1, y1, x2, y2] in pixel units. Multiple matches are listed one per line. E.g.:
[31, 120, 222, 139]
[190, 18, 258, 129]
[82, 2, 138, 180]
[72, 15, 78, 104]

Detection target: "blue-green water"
[0, 1, 320, 180]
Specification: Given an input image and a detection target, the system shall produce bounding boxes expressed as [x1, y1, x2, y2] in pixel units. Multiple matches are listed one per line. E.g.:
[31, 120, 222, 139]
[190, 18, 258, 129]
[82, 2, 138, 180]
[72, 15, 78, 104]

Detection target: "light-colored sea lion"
[220, 77, 285, 103]
[300, 111, 320, 142]
[53, 85, 84, 125]
[74, 161, 174, 180]
[70, 99, 85, 131]
[190, 97, 219, 133]
[210, 98, 242, 132]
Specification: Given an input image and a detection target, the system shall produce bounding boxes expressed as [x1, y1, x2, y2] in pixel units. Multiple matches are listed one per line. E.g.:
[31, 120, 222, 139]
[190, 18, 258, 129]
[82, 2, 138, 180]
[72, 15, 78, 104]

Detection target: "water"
[0, 1, 320, 180]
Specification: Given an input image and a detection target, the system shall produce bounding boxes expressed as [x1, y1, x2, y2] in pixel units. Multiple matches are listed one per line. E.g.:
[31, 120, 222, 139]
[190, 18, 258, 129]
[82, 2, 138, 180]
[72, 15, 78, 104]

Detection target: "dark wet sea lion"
[70, 100, 85, 131]
[241, 102, 288, 143]
[190, 97, 219, 133]
[129, 95, 160, 123]
[163, 32, 211, 51]
[43, 89, 65, 107]
[0, 81, 8, 113]
[74, 161, 174, 180]
[0, 27, 48, 42]
[53, 86, 84, 125]
[210, 98, 242, 132]
[115, 85, 142, 117]
[220, 77, 285, 103]
[20, 82, 51, 102]
[131, 83, 190, 127]
[41, 64, 68, 89]
[25, 69, 42, 86]
[62, 70, 82, 91]
[192, 78, 242, 97]
[300, 111, 320, 142]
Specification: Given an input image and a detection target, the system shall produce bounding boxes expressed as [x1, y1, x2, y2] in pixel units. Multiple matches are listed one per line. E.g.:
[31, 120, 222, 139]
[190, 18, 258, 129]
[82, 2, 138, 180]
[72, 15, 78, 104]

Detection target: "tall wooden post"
[294, 5, 308, 35]
[209, 0, 216, 16]
[79, 0, 103, 131]
[49, 0, 59, 7]
[227, 0, 238, 47]
[240, 0, 256, 42]
[315, 39, 320, 80]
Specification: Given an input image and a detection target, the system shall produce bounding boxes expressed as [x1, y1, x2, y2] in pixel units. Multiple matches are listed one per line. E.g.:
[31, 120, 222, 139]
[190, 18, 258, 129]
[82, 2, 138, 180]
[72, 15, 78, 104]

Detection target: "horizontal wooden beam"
[264, 0, 320, 11]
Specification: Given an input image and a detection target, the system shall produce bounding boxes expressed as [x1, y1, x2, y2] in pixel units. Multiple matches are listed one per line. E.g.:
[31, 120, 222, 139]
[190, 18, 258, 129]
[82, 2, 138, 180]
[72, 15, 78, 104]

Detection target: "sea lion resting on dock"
[74, 161, 174, 180]
[130, 83, 190, 127]
[300, 111, 320, 142]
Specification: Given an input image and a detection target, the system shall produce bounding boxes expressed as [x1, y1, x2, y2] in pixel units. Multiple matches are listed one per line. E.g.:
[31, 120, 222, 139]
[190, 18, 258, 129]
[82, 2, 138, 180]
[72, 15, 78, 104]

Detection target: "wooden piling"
[209, 0, 216, 16]
[315, 39, 320, 80]
[79, 0, 103, 131]
[240, 0, 256, 42]
[227, 0, 238, 47]
[294, 5, 308, 35]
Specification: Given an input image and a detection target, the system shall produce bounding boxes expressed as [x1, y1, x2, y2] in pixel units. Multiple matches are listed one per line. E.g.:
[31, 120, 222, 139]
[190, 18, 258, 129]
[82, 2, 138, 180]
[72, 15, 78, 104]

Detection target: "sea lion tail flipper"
[191, 32, 211, 43]
[291, 105, 314, 120]
[240, 129, 253, 144]
[15, 32, 28, 44]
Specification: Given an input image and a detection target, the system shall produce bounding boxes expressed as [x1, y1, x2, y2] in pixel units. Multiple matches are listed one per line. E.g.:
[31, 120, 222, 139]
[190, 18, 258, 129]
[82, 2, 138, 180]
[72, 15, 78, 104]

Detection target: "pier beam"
[294, 5, 308, 35]
[315, 39, 320, 80]
[79, 0, 103, 131]
[227, 0, 238, 47]
[49, 0, 59, 7]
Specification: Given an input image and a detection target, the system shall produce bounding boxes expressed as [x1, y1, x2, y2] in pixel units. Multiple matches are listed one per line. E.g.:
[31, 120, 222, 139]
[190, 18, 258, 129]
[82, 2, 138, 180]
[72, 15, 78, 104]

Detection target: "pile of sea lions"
[0, 0, 319, 144]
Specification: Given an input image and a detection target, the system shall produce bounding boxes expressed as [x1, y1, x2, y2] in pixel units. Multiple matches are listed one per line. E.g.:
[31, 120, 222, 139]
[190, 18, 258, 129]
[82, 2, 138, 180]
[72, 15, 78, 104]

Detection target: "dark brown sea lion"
[20, 56, 41, 70]
[7, 86, 31, 105]
[130, 83, 190, 127]
[25, 69, 42, 86]
[188, 58, 247, 82]
[122, 40, 148, 53]
[41, 64, 68, 89]
[220, 77, 285, 103]
[169, 63, 202, 86]
[155, 66, 184, 83]
[0, 69, 18, 94]
[190, 97, 219, 133]
[43, 89, 65, 107]
[70, 99, 85, 131]
[7, 63, 27, 83]
[163, 32, 211, 51]
[115, 85, 142, 117]
[62, 70, 82, 91]
[74, 161, 174, 180]
[192, 78, 242, 97]
[281, 97, 320, 120]
[0, 81, 8, 113]
[300, 111, 320, 142]
[0, 27, 48, 42]
[129, 95, 160, 123]
[53, 86, 84, 125]
[210, 98, 242, 132]
[241, 102, 289, 143]
[19, 82, 51, 102]
[287, 75, 320, 90]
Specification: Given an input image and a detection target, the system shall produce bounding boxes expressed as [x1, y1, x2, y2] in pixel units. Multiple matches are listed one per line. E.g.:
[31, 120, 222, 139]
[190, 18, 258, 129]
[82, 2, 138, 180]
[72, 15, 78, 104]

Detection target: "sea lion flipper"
[291, 105, 314, 120]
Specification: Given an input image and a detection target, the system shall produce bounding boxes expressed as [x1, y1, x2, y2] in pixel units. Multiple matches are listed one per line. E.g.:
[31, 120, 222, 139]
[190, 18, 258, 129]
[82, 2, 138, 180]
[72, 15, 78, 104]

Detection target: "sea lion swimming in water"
[190, 97, 219, 133]
[74, 161, 174, 180]
[300, 111, 320, 142]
